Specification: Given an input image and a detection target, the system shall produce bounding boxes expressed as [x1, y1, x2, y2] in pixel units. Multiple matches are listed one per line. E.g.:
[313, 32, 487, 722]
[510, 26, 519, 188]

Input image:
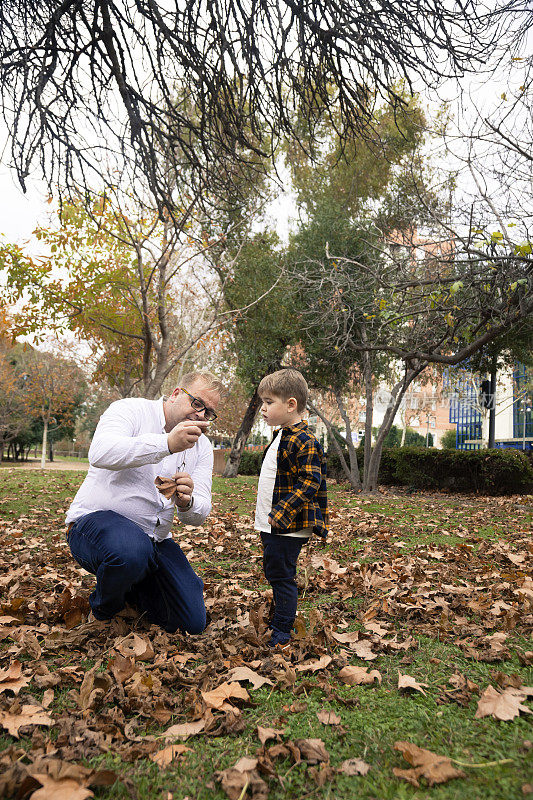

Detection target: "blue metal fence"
[444, 366, 482, 450]
[512, 363, 532, 451]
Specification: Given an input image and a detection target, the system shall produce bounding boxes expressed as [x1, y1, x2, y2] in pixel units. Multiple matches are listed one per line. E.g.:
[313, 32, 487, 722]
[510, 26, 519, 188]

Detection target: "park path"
[0, 460, 89, 471]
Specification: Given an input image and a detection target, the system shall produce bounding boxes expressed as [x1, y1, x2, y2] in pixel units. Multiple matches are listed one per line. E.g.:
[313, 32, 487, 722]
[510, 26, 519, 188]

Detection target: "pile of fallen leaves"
[0, 487, 531, 799]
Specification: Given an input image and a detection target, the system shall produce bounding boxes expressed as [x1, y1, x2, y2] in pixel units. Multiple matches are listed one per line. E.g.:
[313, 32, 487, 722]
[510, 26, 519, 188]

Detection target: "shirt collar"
[281, 420, 308, 434]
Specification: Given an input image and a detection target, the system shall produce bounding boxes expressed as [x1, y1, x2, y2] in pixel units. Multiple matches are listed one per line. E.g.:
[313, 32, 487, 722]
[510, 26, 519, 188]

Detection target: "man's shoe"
[87, 611, 111, 626]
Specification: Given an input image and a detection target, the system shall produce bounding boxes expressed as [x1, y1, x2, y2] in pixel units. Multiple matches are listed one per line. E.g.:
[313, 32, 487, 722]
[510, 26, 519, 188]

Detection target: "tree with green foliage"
[440, 428, 457, 450]
[287, 85, 532, 489]
[286, 94, 443, 490]
[209, 232, 298, 477]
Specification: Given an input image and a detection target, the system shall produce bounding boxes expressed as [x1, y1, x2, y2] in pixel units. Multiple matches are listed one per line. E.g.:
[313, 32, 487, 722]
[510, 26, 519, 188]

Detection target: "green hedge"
[393, 447, 533, 494]
[238, 444, 533, 494]
[325, 446, 533, 494]
[238, 450, 264, 475]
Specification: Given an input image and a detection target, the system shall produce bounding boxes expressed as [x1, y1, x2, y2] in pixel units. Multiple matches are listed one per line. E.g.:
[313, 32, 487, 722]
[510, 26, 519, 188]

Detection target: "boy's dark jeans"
[261, 531, 306, 635]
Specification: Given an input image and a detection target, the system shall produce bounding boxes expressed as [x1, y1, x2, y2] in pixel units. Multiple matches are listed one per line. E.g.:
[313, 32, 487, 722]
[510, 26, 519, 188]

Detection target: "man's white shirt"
[66, 397, 213, 540]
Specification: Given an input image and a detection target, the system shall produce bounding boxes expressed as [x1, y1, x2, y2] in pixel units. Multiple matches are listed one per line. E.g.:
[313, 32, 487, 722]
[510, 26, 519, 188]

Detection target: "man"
[65, 372, 224, 633]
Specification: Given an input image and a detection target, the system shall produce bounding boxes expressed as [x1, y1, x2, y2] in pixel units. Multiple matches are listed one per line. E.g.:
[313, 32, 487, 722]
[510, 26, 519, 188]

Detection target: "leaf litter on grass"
[0, 481, 531, 798]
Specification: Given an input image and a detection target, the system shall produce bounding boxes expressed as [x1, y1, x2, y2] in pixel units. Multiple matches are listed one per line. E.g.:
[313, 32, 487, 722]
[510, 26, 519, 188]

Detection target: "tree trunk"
[222, 389, 262, 477]
[41, 417, 48, 469]
[362, 350, 373, 487]
[308, 400, 361, 491]
[364, 364, 427, 491]
[488, 351, 497, 448]
[334, 391, 362, 490]
[400, 406, 407, 447]
[360, 325, 373, 487]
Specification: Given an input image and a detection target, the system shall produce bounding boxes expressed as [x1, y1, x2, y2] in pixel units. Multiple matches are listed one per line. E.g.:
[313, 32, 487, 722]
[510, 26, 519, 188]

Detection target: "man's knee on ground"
[165, 608, 206, 635]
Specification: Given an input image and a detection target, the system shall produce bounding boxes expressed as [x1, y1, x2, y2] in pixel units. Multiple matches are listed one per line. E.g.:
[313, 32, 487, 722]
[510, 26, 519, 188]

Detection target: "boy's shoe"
[267, 629, 291, 649]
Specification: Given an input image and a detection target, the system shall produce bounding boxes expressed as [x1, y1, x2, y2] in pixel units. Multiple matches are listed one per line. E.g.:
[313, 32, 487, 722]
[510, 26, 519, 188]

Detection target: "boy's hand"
[172, 471, 194, 509]
[167, 420, 208, 453]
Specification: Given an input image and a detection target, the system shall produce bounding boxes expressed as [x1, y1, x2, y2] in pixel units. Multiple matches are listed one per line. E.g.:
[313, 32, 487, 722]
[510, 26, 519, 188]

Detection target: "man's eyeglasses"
[180, 387, 218, 421]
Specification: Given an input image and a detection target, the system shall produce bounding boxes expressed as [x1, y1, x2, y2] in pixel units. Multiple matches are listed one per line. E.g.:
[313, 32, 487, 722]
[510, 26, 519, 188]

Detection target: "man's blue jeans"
[67, 510, 206, 634]
[261, 532, 306, 635]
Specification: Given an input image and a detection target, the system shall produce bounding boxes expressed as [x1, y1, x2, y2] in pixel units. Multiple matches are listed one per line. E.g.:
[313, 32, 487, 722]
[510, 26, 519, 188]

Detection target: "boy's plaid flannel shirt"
[264, 420, 328, 538]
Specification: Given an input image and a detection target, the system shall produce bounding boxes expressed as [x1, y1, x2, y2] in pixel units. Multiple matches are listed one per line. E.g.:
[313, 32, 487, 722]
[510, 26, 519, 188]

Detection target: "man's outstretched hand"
[167, 420, 209, 453]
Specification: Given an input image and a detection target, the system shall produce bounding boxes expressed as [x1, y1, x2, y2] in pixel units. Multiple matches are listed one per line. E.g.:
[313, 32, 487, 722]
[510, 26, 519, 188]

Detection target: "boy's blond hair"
[258, 368, 308, 413]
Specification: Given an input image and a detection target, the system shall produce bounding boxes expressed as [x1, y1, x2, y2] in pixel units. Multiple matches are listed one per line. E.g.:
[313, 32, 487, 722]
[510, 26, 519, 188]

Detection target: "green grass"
[0, 471, 531, 799]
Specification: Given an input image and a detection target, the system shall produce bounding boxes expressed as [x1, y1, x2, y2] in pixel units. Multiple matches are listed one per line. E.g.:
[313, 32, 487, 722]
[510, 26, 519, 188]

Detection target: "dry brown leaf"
[108, 654, 136, 684]
[394, 740, 465, 787]
[0, 660, 30, 695]
[76, 666, 113, 712]
[337, 758, 371, 776]
[163, 719, 206, 740]
[339, 666, 382, 686]
[155, 476, 178, 501]
[0, 615, 19, 625]
[42, 689, 55, 708]
[0, 704, 54, 738]
[29, 774, 93, 800]
[295, 738, 330, 763]
[271, 663, 297, 689]
[398, 672, 428, 695]
[215, 757, 268, 800]
[257, 726, 285, 745]
[364, 621, 390, 636]
[475, 685, 532, 721]
[353, 640, 377, 661]
[308, 763, 336, 786]
[331, 631, 359, 645]
[295, 656, 332, 673]
[317, 709, 341, 726]
[115, 633, 155, 662]
[150, 744, 191, 767]
[491, 671, 523, 690]
[226, 666, 273, 689]
[202, 681, 249, 711]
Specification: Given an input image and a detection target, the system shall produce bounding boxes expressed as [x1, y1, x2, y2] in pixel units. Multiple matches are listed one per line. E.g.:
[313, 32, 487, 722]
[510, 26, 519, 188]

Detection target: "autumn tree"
[16, 347, 86, 468]
[0, 2, 524, 211]
[0, 341, 29, 462]
[0, 196, 237, 398]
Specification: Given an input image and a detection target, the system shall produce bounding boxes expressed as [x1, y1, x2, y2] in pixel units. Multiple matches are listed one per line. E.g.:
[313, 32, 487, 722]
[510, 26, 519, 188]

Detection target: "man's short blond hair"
[180, 371, 227, 397]
[258, 368, 308, 413]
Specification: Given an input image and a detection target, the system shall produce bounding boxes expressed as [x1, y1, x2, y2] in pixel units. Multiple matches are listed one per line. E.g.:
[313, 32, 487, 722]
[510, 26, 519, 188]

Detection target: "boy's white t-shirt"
[254, 431, 311, 539]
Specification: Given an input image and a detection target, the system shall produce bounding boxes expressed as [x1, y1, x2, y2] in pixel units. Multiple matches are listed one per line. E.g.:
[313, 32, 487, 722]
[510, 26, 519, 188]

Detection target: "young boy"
[254, 369, 328, 648]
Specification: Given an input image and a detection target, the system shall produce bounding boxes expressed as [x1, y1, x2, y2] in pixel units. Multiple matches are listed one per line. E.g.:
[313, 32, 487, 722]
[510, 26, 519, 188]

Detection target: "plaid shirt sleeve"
[268, 436, 324, 529]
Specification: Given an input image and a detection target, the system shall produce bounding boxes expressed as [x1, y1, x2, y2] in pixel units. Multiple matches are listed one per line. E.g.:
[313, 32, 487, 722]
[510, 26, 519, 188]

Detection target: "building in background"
[445, 362, 532, 451]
